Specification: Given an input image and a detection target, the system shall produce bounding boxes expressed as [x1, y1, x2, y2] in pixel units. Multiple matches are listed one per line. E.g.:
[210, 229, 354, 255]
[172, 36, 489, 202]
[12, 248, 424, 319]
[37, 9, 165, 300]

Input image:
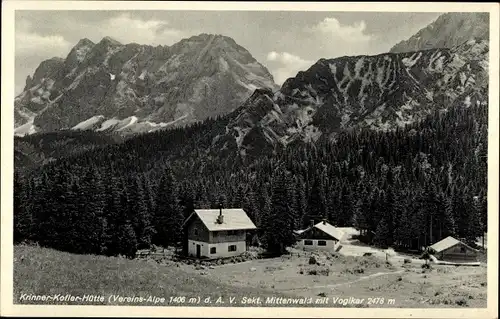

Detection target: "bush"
[309, 256, 317, 265]
[341, 265, 365, 274]
[455, 298, 468, 306]
[331, 253, 341, 259]
[404, 258, 412, 264]
[355, 266, 365, 274]
[421, 263, 432, 269]
[265, 265, 284, 272]
[318, 268, 330, 276]
[318, 292, 327, 297]
[308, 269, 318, 275]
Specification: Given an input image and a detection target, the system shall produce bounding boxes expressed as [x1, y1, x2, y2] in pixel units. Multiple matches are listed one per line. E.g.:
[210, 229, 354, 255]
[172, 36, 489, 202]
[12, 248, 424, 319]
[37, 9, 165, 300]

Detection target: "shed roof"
[429, 236, 478, 253]
[184, 208, 257, 232]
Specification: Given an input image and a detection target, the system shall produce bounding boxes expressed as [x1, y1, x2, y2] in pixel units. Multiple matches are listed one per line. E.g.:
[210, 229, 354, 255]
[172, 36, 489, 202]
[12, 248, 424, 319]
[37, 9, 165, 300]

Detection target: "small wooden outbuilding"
[427, 236, 479, 262]
[294, 220, 345, 251]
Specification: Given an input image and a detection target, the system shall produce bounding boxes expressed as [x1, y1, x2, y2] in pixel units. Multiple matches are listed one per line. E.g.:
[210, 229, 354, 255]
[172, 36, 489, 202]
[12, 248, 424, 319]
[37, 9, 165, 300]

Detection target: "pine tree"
[102, 176, 124, 256]
[306, 173, 327, 225]
[119, 221, 138, 259]
[287, 175, 299, 231]
[373, 218, 390, 249]
[443, 193, 457, 238]
[295, 176, 307, 228]
[233, 185, 245, 208]
[72, 167, 106, 254]
[14, 171, 30, 243]
[195, 180, 210, 209]
[154, 167, 183, 247]
[130, 176, 154, 249]
[467, 194, 484, 245]
[242, 189, 258, 225]
[262, 168, 296, 255]
[259, 186, 272, 233]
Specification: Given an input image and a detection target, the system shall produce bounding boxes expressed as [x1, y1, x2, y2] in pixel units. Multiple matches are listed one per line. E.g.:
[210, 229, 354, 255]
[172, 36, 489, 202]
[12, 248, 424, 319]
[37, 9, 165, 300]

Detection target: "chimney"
[217, 203, 224, 224]
[322, 218, 327, 225]
[310, 219, 315, 227]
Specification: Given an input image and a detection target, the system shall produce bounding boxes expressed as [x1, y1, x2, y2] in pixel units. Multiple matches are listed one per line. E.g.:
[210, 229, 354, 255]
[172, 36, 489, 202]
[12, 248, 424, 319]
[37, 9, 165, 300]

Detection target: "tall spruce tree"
[154, 167, 183, 247]
[14, 171, 30, 243]
[130, 176, 154, 249]
[263, 167, 296, 255]
[373, 218, 390, 248]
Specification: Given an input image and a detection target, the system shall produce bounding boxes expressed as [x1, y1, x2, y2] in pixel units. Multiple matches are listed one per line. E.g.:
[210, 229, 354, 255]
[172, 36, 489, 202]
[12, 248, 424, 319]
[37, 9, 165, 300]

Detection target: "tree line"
[14, 102, 488, 256]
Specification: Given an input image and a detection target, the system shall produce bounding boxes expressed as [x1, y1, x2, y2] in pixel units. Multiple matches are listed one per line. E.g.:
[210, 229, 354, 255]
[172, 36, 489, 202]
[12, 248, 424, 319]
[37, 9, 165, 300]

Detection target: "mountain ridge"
[390, 12, 489, 53]
[14, 33, 279, 136]
[215, 38, 488, 155]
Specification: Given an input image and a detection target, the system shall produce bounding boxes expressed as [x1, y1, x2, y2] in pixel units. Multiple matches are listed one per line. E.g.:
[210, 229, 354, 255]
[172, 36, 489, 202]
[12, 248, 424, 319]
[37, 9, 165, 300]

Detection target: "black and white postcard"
[1, 1, 498, 318]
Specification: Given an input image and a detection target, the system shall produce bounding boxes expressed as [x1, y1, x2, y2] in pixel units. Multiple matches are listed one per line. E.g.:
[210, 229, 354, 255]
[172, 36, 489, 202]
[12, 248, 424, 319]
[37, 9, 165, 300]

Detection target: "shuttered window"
[304, 240, 313, 246]
[318, 240, 327, 246]
[228, 245, 237, 252]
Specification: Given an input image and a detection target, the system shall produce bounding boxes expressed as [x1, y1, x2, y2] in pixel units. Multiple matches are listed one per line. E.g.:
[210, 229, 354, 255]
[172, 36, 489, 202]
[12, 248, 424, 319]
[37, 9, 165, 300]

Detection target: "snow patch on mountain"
[14, 120, 37, 136]
[115, 116, 138, 131]
[72, 115, 106, 130]
[68, 71, 87, 90]
[97, 118, 121, 131]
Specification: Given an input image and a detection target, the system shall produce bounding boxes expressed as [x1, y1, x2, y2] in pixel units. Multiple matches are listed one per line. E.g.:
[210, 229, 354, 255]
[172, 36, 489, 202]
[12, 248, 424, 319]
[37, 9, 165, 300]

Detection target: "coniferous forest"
[13, 102, 488, 257]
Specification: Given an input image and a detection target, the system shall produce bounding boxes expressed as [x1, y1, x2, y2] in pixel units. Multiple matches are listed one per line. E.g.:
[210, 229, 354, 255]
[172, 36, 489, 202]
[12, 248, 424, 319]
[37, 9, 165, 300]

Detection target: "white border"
[1, 2, 498, 318]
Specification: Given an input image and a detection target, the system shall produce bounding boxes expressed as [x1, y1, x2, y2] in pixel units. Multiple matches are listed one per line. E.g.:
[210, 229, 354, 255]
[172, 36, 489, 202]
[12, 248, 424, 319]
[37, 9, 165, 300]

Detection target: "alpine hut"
[427, 236, 479, 262]
[182, 206, 257, 259]
[294, 220, 345, 251]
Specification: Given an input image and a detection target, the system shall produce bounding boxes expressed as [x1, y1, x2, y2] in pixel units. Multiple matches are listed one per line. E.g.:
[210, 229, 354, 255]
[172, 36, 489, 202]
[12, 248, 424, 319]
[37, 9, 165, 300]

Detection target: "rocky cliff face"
[14, 34, 278, 135]
[390, 12, 489, 53]
[217, 39, 488, 155]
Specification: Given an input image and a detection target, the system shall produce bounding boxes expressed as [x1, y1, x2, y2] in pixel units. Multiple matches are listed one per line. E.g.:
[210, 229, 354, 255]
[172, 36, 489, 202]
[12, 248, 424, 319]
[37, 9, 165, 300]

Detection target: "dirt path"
[281, 269, 405, 292]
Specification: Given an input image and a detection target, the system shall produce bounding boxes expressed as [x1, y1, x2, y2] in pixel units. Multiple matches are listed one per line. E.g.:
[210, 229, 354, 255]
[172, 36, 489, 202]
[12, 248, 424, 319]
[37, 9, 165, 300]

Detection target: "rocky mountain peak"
[14, 33, 278, 136]
[390, 12, 489, 53]
[99, 36, 122, 46]
[75, 38, 95, 48]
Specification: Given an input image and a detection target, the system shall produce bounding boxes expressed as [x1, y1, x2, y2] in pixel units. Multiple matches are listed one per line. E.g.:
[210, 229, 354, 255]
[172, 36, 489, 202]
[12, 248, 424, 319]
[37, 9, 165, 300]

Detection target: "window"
[210, 247, 216, 254]
[194, 228, 199, 236]
[460, 246, 466, 253]
[228, 230, 237, 236]
[228, 245, 237, 252]
[318, 240, 327, 246]
[304, 240, 313, 246]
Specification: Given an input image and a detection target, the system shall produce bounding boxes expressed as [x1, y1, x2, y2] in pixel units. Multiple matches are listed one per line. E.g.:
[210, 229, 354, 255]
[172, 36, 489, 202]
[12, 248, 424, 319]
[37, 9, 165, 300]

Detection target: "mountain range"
[14, 12, 489, 140]
[14, 34, 278, 135]
[214, 38, 488, 156]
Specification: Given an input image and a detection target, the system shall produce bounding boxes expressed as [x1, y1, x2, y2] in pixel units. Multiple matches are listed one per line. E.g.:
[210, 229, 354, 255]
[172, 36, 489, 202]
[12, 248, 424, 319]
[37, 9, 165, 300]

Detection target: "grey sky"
[15, 11, 442, 94]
